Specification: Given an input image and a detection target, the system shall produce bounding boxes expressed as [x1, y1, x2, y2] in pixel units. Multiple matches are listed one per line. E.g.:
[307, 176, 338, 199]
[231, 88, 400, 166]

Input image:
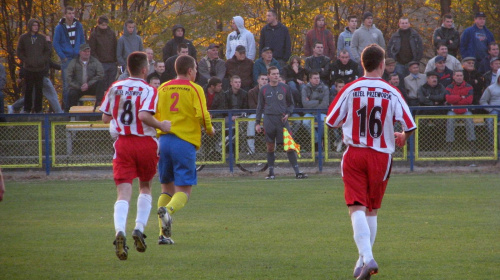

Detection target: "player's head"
[361, 44, 385, 73]
[127, 51, 149, 79]
[267, 66, 280, 84]
[175, 55, 197, 82]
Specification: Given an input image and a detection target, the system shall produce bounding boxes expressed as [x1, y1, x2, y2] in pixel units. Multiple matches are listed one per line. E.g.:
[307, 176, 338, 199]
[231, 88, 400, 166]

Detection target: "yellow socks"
[158, 193, 172, 236]
[166, 192, 189, 215]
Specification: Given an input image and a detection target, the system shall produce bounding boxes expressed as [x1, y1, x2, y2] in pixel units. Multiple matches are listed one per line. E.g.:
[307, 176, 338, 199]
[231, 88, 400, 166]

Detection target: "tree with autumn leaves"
[0, 0, 498, 106]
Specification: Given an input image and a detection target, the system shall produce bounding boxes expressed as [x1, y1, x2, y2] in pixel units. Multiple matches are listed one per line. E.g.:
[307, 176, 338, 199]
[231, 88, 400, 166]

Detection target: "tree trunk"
[440, 0, 451, 15]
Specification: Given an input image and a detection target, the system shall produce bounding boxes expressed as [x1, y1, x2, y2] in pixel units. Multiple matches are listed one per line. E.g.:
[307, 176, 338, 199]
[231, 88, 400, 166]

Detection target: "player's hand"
[207, 126, 215, 136]
[394, 132, 407, 147]
[255, 124, 262, 133]
[159, 120, 171, 133]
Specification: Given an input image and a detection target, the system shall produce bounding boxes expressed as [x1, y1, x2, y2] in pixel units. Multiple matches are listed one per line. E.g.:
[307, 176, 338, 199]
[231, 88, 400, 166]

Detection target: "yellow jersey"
[155, 79, 213, 150]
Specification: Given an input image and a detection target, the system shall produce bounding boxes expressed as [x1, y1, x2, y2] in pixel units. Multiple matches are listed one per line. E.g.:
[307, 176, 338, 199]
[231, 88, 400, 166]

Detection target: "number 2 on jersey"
[170, 92, 179, 112]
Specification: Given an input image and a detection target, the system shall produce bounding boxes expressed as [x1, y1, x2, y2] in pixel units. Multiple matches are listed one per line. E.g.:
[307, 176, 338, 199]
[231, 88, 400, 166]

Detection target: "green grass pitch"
[0, 173, 499, 279]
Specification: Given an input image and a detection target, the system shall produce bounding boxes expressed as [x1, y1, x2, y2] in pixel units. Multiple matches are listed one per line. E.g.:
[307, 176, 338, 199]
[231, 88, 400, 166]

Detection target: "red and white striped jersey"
[326, 77, 417, 154]
[100, 77, 158, 137]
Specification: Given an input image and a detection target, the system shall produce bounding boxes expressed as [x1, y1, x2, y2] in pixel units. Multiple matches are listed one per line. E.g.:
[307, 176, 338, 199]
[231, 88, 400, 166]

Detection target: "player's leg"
[264, 117, 277, 179]
[132, 180, 152, 252]
[157, 183, 172, 243]
[266, 142, 276, 179]
[157, 134, 175, 241]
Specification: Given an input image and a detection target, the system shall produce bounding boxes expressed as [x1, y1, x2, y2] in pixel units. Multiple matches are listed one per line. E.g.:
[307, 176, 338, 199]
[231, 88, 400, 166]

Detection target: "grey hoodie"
[226, 16, 256, 60]
[117, 22, 143, 67]
[350, 23, 385, 63]
[479, 70, 500, 112]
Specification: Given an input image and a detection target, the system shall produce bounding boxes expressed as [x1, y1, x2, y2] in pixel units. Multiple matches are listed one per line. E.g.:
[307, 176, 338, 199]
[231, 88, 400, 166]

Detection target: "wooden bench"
[78, 95, 96, 105]
[66, 106, 108, 154]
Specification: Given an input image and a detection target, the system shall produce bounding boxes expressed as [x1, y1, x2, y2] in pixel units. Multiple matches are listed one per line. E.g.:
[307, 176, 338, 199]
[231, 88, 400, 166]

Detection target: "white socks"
[356, 215, 378, 267]
[114, 200, 129, 234]
[135, 194, 152, 233]
[351, 210, 373, 264]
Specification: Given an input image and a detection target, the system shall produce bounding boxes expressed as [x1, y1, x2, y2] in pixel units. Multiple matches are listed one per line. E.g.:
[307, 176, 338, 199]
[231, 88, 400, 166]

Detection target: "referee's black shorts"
[263, 114, 292, 144]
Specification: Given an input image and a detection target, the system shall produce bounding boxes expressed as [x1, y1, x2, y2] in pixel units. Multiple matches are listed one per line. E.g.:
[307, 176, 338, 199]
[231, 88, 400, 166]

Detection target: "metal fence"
[0, 106, 498, 175]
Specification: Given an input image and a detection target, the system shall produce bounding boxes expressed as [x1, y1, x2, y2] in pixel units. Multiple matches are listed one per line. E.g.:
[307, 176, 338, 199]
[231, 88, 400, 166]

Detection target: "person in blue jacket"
[460, 12, 495, 66]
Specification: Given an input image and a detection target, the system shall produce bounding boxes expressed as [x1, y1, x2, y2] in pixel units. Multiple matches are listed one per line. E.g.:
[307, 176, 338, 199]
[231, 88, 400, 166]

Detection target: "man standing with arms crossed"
[326, 44, 416, 280]
[156, 55, 214, 245]
[255, 66, 307, 179]
[100, 52, 171, 260]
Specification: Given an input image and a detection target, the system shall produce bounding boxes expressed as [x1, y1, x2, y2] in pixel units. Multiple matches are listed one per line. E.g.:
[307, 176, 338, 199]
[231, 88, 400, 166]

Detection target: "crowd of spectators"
[4, 7, 499, 148]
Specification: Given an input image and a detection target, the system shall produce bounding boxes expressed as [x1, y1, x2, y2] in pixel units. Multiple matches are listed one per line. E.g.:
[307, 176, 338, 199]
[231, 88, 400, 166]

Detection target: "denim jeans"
[446, 110, 476, 142]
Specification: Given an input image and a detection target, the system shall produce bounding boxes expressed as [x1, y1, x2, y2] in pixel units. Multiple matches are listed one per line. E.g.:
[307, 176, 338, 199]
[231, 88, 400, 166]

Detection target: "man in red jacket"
[445, 70, 476, 152]
[304, 14, 336, 59]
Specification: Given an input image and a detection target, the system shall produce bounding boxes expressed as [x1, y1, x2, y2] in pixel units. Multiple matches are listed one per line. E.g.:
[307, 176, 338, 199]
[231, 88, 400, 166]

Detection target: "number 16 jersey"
[100, 77, 158, 137]
[326, 77, 417, 154]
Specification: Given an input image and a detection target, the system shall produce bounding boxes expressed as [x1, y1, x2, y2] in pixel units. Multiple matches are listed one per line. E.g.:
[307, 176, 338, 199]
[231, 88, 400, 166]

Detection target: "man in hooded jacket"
[226, 16, 256, 60]
[117, 19, 143, 71]
[304, 14, 335, 59]
[162, 24, 197, 62]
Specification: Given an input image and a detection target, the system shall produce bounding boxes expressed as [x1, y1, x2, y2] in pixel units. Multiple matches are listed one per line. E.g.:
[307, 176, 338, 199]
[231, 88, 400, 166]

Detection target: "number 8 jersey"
[326, 77, 417, 154]
[100, 77, 158, 137]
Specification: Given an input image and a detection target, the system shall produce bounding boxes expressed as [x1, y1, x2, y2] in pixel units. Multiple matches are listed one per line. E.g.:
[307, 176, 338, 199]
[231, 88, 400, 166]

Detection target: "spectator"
[89, 15, 118, 93]
[482, 57, 500, 87]
[162, 43, 189, 82]
[223, 75, 248, 111]
[304, 41, 331, 83]
[479, 70, 500, 143]
[117, 19, 143, 71]
[66, 44, 104, 111]
[351, 12, 385, 65]
[383, 58, 406, 89]
[162, 24, 197, 62]
[255, 66, 307, 179]
[225, 45, 254, 91]
[304, 14, 336, 59]
[330, 79, 345, 104]
[226, 16, 256, 60]
[425, 43, 463, 73]
[337, 15, 357, 59]
[388, 73, 407, 100]
[283, 55, 307, 92]
[329, 79, 345, 152]
[53, 6, 86, 111]
[253, 47, 282, 84]
[146, 61, 165, 84]
[432, 14, 460, 57]
[247, 74, 269, 154]
[477, 42, 499, 75]
[445, 70, 476, 152]
[404, 61, 426, 106]
[149, 76, 161, 89]
[16, 19, 51, 113]
[145, 48, 156, 74]
[199, 44, 226, 87]
[10, 62, 64, 114]
[205, 77, 226, 111]
[301, 72, 330, 142]
[462, 57, 485, 109]
[328, 49, 359, 86]
[387, 17, 423, 77]
[0, 62, 5, 118]
[417, 71, 447, 114]
[460, 12, 495, 65]
[433, 56, 454, 88]
[259, 10, 291, 66]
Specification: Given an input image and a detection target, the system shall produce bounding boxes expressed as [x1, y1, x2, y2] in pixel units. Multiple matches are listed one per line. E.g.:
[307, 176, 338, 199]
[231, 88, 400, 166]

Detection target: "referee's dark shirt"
[256, 82, 294, 125]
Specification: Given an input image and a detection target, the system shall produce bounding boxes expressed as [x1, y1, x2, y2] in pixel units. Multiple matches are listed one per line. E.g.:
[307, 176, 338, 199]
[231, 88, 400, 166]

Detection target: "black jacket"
[162, 24, 197, 62]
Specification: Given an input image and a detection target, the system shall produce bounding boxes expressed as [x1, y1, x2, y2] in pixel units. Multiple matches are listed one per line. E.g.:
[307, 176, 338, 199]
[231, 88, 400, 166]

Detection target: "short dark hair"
[347, 15, 357, 21]
[127, 52, 149, 76]
[436, 43, 448, 50]
[443, 13, 453, 20]
[149, 76, 160, 82]
[488, 42, 498, 51]
[177, 43, 189, 53]
[309, 72, 320, 79]
[125, 19, 135, 26]
[230, 75, 241, 82]
[453, 70, 464, 76]
[389, 73, 399, 79]
[98, 15, 109, 25]
[258, 73, 268, 79]
[175, 55, 196, 75]
[361, 44, 385, 72]
[313, 41, 323, 48]
[335, 79, 345, 85]
[268, 10, 277, 17]
[208, 77, 222, 87]
[64, 6, 75, 14]
[267, 66, 279, 75]
[154, 61, 164, 67]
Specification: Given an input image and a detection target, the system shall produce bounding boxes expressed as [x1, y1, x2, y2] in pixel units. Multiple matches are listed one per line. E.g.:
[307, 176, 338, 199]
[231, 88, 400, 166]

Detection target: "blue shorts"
[158, 134, 197, 186]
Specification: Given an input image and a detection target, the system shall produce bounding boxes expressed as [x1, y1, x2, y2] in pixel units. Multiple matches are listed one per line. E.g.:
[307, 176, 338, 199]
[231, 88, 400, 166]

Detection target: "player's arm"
[102, 113, 113, 124]
[194, 88, 215, 135]
[395, 130, 414, 147]
[139, 111, 171, 133]
[0, 168, 5, 202]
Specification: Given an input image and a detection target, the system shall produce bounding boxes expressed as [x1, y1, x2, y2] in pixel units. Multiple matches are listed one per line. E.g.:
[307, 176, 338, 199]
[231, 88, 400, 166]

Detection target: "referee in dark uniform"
[255, 66, 307, 179]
